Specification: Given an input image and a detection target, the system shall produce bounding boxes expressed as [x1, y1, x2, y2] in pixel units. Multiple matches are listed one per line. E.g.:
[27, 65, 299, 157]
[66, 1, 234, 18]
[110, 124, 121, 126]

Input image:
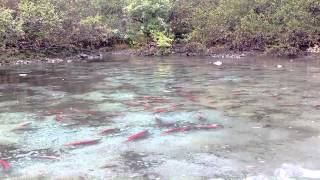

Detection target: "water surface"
[0, 56, 320, 179]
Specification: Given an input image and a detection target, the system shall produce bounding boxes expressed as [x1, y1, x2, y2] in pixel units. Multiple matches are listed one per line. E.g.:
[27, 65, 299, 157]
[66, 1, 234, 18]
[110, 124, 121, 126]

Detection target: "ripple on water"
[1, 57, 320, 179]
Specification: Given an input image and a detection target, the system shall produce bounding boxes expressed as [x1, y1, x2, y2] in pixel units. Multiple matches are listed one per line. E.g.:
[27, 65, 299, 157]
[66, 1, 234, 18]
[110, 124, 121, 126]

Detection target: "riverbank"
[1, 0, 319, 68]
[0, 46, 319, 67]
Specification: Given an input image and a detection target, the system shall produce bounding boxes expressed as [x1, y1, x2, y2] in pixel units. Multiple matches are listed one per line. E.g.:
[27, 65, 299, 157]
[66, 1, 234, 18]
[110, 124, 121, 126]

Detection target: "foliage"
[80, 16, 103, 26]
[124, 0, 173, 37]
[0, 0, 319, 56]
[152, 31, 173, 48]
[18, 0, 62, 39]
[0, 7, 18, 47]
[191, 0, 320, 55]
[151, 31, 173, 55]
[184, 42, 207, 55]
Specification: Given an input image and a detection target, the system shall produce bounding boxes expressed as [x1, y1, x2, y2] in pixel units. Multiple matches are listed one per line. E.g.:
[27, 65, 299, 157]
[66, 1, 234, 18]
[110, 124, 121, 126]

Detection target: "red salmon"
[143, 103, 152, 110]
[83, 110, 99, 115]
[55, 114, 64, 122]
[141, 96, 170, 103]
[188, 96, 197, 102]
[162, 127, 192, 135]
[99, 128, 119, 135]
[70, 108, 98, 115]
[196, 112, 206, 121]
[125, 130, 149, 142]
[195, 124, 221, 129]
[36, 156, 60, 160]
[143, 96, 152, 100]
[171, 103, 184, 108]
[162, 124, 222, 135]
[153, 108, 168, 113]
[122, 101, 138, 106]
[151, 98, 170, 104]
[11, 122, 32, 131]
[42, 109, 64, 116]
[0, 160, 11, 170]
[64, 139, 101, 147]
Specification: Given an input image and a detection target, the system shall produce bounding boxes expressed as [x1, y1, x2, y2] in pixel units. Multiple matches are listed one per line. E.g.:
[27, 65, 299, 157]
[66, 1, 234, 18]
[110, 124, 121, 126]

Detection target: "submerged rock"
[0, 136, 18, 147]
[73, 91, 108, 101]
[96, 102, 126, 112]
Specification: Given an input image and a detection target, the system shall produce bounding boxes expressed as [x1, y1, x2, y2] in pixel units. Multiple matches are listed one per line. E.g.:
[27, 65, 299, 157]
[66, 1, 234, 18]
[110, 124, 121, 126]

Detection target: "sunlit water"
[0, 56, 320, 179]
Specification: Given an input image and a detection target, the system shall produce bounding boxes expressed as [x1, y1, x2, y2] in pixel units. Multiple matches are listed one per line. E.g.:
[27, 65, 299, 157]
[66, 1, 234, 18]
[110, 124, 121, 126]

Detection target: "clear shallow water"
[0, 56, 320, 179]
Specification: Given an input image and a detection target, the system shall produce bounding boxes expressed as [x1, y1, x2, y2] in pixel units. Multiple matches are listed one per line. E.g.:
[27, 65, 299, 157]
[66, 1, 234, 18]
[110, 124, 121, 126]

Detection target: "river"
[0, 56, 320, 179]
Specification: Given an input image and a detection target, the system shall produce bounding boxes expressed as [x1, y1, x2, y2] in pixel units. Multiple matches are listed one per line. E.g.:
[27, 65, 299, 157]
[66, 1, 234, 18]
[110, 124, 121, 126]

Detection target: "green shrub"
[152, 31, 173, 48]
[151, 31, 173, 55]
[0, 7, 19, 47]
[18, 0, 62, 44]
[189, 0, 320, 56]
[124, 0, 173, 38]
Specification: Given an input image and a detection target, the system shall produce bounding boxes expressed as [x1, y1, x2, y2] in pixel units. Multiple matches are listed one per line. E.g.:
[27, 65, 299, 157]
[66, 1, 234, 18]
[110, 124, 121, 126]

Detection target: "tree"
[18, 0, 62, 47]
[0, 7, 19, 48]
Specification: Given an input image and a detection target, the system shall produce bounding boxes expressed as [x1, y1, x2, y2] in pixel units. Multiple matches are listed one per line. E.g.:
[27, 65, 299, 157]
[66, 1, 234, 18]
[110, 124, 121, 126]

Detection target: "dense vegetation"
[0, 0, 319, 57]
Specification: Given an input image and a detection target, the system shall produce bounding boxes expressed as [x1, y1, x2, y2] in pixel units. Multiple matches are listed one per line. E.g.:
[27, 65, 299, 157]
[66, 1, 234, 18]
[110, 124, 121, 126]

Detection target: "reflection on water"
[0, 56, 320, 179]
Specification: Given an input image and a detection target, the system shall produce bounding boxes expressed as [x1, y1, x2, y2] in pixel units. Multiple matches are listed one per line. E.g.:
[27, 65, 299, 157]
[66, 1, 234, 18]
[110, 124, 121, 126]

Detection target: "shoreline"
[0, 48, 319, 67]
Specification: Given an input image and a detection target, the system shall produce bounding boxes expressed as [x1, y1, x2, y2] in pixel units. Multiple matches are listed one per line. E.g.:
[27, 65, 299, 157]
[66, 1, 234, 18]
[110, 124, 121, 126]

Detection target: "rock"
[87, 54, 103, 60]
[183, 42, 207, 55]
[214, 61, 222, 66]
[307, 45, 320, 53]
[0, 137, 18, 147]
[274, 163, 320, 179]
[277, 65, 283, 69]
[244, 175, 269, 180]
[78, 53, 89, 59]
[19, 74, 28, 77]
[78, 53, 103, 60]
